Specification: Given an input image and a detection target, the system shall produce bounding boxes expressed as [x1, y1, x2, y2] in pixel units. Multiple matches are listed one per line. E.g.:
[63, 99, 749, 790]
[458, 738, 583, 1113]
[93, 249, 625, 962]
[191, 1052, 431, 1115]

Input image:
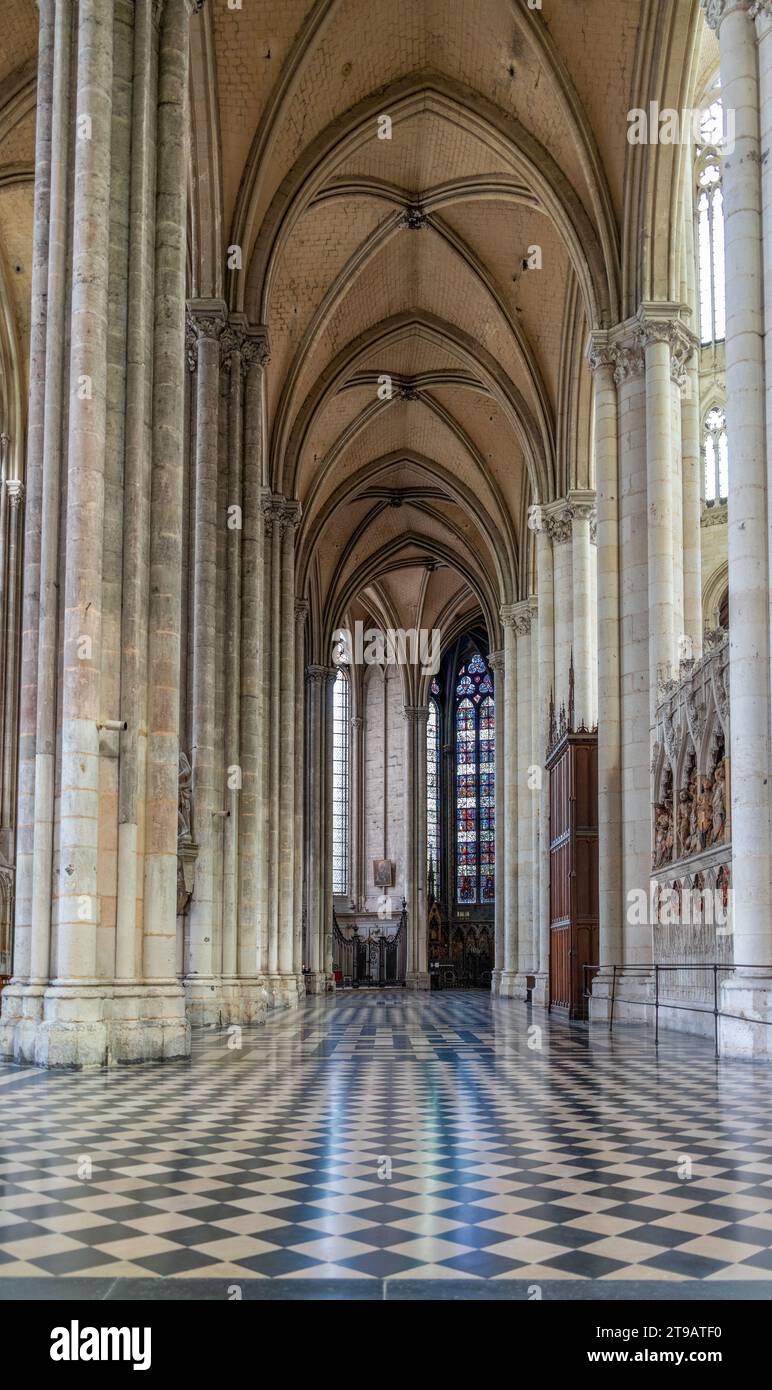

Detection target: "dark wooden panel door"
[547, 731, 599, 1018]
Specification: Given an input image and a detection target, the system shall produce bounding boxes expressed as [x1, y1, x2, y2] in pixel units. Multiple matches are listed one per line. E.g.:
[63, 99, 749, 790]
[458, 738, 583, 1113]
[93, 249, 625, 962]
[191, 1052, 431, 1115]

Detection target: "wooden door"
[547, 733, 598, 1018]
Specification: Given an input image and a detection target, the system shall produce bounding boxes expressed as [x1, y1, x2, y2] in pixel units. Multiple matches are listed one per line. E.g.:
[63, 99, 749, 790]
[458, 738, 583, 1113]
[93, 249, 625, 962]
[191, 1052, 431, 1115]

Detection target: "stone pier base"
[719, 977, 772, 1058]
[0, 981, 190, 1067]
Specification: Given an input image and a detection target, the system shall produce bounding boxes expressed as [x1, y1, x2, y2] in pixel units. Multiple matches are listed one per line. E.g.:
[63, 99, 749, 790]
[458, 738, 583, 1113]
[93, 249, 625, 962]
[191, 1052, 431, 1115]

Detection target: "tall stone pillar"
[321, 666, 337, 982]
[184, 299, 226, 1027]
[705, 0, 772, 1052]
[545, 503, 572, 714]
[637, 305, 695, 721]
[1, 0, 194, 1065]
[304, 665, 329, 992]
[528, 509, 554, 1005]
[498, 609, 519, 997]
[487, 649, 504, 994]
[513, 605, 533, 992]
[350, 711, 365, 910]
[237, 327, 270, 1019]
[11, 0, 55, 1001]
[681, 354, 703, 659]
[272, 502, 301, 1006]
[568, 490, 596, 729]
[586, 334, 623, 1014]
[404, 706, 430, 989]
[293, 601, 308, 978]
[613, 333, 651, 999]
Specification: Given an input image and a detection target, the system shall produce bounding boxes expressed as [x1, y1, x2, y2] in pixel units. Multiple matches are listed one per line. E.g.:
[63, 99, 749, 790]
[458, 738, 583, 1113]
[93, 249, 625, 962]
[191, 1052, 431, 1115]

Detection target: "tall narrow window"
[703, 405, 728, 502]
[454, 653, 495, 905]
[332, 669, 350, 894]
[696, 98, 726, 347]
[427, 696, 440, 894]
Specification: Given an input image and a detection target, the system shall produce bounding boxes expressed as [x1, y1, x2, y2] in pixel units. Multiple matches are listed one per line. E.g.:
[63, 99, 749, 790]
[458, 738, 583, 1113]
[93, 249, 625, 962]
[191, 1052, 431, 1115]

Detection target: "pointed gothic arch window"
[454, 653, 495, 905]
[332, 669, 350, 894]
[695, 97, 726, 347]
[703, 404, 728, 502]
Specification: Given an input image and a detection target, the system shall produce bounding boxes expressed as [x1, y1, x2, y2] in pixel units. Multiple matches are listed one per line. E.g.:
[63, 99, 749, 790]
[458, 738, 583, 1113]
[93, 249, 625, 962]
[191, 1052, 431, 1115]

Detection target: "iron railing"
[582, 962, 772, 1058]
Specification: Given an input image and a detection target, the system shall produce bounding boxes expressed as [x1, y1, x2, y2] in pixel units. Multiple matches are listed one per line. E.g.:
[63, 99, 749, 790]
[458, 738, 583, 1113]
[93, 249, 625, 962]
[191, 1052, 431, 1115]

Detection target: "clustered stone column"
[404, 705, 430, 989]
[1, 0, 200, 1067]
[487, 648, 505, 993]
[304, 665, 336, 992]
[703, 0, 772, 1052]
[498, 608, 518, 997]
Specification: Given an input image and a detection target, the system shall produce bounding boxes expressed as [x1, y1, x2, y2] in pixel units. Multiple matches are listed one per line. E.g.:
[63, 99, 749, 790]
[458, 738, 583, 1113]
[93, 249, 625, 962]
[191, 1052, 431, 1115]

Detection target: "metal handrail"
[582, 962, 772, 1058]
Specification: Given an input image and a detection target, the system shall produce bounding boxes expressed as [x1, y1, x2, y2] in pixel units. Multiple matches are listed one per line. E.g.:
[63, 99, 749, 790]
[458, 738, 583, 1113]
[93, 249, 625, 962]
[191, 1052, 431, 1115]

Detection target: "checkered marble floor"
[2, 990, 772, 1291]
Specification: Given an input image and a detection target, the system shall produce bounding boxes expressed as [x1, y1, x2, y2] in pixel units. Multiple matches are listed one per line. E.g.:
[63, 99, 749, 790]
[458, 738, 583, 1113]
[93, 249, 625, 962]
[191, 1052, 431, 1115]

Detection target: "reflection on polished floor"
[2, 990, 772, 1300]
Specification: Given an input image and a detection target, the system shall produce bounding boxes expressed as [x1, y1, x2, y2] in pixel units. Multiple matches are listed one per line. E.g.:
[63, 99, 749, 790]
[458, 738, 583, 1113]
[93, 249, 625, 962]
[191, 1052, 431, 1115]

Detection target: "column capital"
[5, 478, 23, 508]
[261, 492, 285, 538]
[701, 0, 763, 30]
[567, 488, 597, 527]
[610, 343, 645, 385]
[306, 664, 337, 686]
[586, 330, 616, 375]
[544, 498, 573, 545]
[242, 325, 271, 374]
[280, 499, 301, 534]
[636, 304, 699, 390]
[351, 715, 364, 731]
[185, 297, 228, 369]
[295, 598, 309, 625]
[488, 648, 504, 673]
[502, 600, 532, 637]
[403, 705, 429, 725]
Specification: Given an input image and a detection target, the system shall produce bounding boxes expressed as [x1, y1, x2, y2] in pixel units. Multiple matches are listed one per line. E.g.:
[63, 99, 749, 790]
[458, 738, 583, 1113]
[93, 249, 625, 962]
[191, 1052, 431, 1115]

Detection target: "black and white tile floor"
[2, 990, 772, 1299]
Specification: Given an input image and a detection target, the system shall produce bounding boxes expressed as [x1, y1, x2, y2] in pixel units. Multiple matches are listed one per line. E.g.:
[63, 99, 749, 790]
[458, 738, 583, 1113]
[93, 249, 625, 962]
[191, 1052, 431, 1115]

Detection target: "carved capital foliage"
[404, 705, 430, 724]
[586, 333, 615, 375]
[487, 648, 504, 673]
[280, 499, 301, 535]
[636, 308, 697, 387]
[295, 598, 310, 625]
[545, 504, 572, 545]
[611, 345, 645, 385]
[6, 478, 24, 509]
[241, 329, 271, 375]
[186, 299, 227, 369]
[702, 0, 761, 29]
[219, 325, 243, 373]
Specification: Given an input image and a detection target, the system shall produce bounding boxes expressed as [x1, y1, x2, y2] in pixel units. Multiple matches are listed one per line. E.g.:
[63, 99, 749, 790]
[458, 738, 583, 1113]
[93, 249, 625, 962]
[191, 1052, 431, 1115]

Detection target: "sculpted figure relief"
[178, 751, 193, 842]
[711, 761, 727, 846]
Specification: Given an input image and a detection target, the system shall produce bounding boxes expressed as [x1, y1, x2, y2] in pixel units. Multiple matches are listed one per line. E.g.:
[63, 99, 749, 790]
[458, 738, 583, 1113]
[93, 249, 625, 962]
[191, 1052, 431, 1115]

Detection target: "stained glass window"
[332, 669, 350, 894]
[454, 654, 495, 904]
[696, 98, 726, 347]
[427, 699, 440, 893]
